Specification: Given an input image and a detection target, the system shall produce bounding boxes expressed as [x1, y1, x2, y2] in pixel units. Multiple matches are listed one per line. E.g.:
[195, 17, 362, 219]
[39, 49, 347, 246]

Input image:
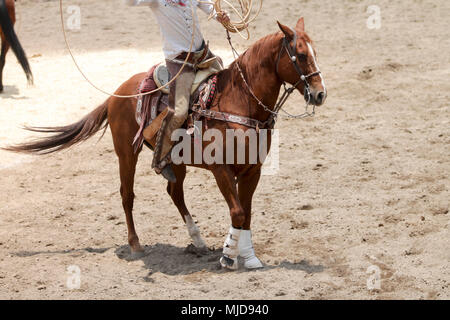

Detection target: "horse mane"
[216, 32, 282, 95]
[216, 29, 314, 95]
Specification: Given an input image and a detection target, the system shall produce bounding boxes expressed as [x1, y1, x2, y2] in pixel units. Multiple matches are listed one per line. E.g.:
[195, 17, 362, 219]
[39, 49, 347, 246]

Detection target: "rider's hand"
[216, 11, 230, 25]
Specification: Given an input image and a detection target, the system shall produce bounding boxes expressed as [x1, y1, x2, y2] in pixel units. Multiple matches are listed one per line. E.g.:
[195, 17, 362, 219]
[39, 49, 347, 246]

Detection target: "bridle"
[227, 27, 322, 127]
[276, 28, 322, 107]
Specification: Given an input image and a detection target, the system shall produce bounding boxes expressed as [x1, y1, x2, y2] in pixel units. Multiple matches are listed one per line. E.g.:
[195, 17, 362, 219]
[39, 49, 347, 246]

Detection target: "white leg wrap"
[238, 230, 263, 269]
[220, 226, 241, 270]
[185, 215, 206, 248]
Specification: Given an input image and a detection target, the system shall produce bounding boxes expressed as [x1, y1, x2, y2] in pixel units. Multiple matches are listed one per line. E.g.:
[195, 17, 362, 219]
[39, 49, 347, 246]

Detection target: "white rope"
[199, 0, 263, 40]
[59, 0, 263, 98]
[59, 0, 196, 99]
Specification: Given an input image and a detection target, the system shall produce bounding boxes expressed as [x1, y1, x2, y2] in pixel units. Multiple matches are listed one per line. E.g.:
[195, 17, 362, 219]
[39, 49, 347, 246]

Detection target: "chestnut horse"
[5, 18, 326, 269]
[0, 0, 33, 92]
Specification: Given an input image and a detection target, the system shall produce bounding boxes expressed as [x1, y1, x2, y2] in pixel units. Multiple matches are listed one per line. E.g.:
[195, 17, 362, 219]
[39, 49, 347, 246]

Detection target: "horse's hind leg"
[118, 153, 144, 254]
[112, 133, 144, 255]
[0, 39, 9, 92]
[167, 164, 207, 251]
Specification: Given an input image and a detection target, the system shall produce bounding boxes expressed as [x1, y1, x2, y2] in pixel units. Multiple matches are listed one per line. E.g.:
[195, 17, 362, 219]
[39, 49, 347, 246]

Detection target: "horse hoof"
[129, 242, 145, 259]
[185, 243, 208, 256]
[244, 256, 264, 269]
[220, 256, 238, 270]
[129, 250, 146, 260]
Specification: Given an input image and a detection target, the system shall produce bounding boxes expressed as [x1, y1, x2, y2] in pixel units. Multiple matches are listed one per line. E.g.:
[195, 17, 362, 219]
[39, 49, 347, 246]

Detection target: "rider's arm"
[197, 0, 216, 18]
[197, 0, 230, 24]
[124, 0, 156, 6]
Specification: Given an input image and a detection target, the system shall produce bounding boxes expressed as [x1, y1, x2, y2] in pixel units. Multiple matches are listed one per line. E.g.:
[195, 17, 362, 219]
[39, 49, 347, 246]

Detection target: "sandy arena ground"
[0, 0, 448, 299]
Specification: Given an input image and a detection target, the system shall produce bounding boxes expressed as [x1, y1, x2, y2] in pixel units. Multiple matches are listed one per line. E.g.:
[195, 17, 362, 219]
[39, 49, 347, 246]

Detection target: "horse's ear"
[277, 21, 294, 40]
[296, 17, 305, 32]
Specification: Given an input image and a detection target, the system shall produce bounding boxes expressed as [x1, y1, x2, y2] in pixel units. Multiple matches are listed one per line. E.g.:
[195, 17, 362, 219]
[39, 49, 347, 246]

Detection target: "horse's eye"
[297, 53, 307, 61]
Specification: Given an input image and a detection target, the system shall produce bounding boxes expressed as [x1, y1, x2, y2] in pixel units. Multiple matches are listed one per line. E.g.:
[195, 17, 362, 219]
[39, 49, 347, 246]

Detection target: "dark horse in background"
[4, 18, 327, 270]
[0, 0, 33, 93]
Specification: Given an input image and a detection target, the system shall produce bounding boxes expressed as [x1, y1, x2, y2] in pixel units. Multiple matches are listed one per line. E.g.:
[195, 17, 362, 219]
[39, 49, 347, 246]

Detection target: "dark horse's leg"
[0, 0, 32, 91]
[237, 167, 263, 268]
[0, 0, 14, 92]
[0, 38, 9, 92]
[167, 164, 207, 251]
[211, 165, 246, 270]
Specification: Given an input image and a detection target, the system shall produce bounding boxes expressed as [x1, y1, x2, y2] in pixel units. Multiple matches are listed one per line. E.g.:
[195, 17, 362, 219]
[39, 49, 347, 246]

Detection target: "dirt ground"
[0, 0, 448, 300]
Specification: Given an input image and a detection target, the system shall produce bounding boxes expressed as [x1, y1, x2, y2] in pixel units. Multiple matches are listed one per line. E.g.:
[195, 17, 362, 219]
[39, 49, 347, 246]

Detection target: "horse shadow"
[0, 85, 28, 100]
[114, 243, 325, 277]
[11, 244, 325, 277]
[12, 247, 112, 257]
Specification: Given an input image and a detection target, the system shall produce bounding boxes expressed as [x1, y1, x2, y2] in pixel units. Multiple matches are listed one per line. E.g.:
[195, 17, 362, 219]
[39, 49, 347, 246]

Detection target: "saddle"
[133, 62, 220, 152]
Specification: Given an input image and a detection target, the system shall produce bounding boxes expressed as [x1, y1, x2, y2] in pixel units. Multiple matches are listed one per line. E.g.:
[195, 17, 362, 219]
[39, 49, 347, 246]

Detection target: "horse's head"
[276, 18, 327, 106]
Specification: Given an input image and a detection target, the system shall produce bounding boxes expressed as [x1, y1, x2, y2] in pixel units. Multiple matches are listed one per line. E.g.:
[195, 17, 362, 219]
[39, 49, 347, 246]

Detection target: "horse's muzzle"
[305, 88, 327, 106]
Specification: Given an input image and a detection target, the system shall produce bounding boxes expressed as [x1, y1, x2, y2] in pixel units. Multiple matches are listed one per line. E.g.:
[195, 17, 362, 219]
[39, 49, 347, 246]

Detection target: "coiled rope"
[205, 0, 263, 40]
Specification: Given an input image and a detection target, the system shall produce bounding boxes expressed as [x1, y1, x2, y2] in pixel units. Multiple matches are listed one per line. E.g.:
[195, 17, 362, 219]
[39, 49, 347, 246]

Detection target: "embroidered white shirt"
[125, 0, 216, 59]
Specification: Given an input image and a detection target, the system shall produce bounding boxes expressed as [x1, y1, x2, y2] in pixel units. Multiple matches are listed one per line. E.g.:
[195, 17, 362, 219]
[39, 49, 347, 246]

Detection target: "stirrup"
[154, 157, 176, 183]
[154, 162, 176, 183]
[160, 164, 176, 183]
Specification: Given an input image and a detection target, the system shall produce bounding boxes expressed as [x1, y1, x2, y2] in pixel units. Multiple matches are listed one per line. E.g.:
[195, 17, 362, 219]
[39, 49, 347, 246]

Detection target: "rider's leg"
[152, 60, 196, 181]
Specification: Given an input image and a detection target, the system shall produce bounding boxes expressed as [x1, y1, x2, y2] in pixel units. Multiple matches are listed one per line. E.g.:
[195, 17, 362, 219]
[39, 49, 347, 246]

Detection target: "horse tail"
[3, 100, 109, 154]
[0, 0, 33, 84]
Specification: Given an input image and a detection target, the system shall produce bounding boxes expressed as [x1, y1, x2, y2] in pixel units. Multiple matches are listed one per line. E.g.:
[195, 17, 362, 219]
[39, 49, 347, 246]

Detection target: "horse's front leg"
[237, 166, 263, 269]
[211, 165, 246, 270]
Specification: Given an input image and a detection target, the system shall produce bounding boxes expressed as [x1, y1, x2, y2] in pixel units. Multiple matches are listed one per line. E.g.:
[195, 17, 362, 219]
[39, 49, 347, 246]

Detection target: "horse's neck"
[219, 33, 283, 122]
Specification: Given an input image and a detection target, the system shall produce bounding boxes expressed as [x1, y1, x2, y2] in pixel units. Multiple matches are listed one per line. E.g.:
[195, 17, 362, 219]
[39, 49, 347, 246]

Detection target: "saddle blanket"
[133, 64, 218, 152]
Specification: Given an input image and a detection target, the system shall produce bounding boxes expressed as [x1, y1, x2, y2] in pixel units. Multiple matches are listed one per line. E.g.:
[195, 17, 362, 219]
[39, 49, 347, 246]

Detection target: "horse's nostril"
[316, 91, 326, 104]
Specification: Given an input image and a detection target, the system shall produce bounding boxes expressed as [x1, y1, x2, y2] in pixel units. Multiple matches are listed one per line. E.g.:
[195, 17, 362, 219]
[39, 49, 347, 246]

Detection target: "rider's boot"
[152, 109, 177, 183]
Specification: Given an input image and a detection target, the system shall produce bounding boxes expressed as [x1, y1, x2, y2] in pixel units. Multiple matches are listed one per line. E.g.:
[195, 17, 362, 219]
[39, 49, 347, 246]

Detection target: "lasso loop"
[199, 0, 263, 40]
[213, 0, 262, 40]
[59, 0, 196, 99]
[59, 0, 262, 98]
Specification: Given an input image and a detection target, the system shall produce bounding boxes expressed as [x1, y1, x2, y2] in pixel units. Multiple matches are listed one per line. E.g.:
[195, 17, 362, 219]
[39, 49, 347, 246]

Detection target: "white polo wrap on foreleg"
[220, 226, 241, 270]
[238, 229, 263, 269]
